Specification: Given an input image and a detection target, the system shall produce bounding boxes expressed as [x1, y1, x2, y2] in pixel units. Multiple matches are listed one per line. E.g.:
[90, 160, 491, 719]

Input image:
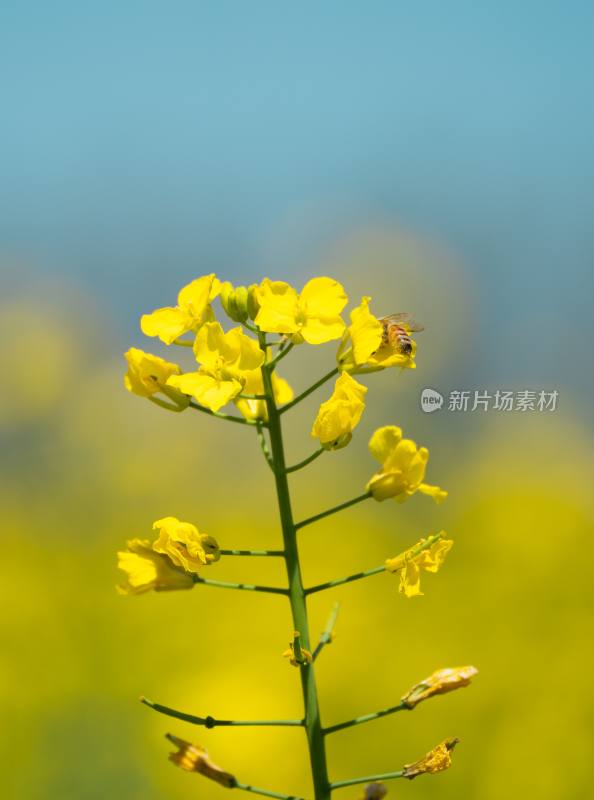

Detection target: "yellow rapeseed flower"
[167, 733, 236, 787]
[166, 322, 264, 411]
[254, 277, 348, 344]
[152, 516, 220, 572]
[402, 738, 460, 779]
[366, 425, 447, 503]
[385, 534, 453, 597]
[401, 666, 478, 709]
[311, 372, 367, 450]
[140, 274, 221, 344]
[337, 296, 416, 372]
[117, 539, 194, 594]
[124, 348, 188, 407]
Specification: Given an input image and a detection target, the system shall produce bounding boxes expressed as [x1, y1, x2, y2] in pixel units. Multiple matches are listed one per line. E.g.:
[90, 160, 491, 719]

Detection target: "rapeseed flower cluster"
[119, 273, 470, 797]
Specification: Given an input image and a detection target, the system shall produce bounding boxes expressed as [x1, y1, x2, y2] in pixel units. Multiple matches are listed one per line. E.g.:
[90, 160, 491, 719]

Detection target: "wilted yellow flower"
[311, 372, 367, 450]
[337, 297, 416, 372]
[361, 783, 387, 800]
[167, 322, 264, 411]
[117, 539, 194, 595]
[366, 426, 447, 503]
[140, 274, 221, 344]
[283, 632, 313, 666]
[254, 277, 348, 344]
[402, 738, 460, 779]
[401, 666, 478, 708]
[152, 516, 220, 572]
[385, 533, 453, 597]
[167, 733, 236, 787]
[234, 365, 293, 421]
[124, 348, 188, 408]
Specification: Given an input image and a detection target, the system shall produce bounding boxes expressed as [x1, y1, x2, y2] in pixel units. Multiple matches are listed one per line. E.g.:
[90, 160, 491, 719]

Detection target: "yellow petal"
[193, 321, 230, 366]
[140, 307, 194, 344]
[349, 297, 383, 365]
[225, 327, 265, 371]
[311, 373, 367, 447]
[400, 560, 423, 597]
[299, 277, 348, 319]
[124, 348, 181, 397]
[116, 540, 194, 594]
[300, 316, 346, 345]
[418, 483, 448, 503]
[177, 274, 221, 314]
[368, 425, 403, 464]
[417, 538, 453, 572]
[254, 279, 300, 334]
[367, 470, 407, 501]
[168, 371, 242, 411]
[152, 516, 219, 573]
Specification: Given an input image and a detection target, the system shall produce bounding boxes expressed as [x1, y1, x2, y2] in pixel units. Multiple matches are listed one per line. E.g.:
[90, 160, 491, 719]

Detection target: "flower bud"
[246, 283, 260, 320]
[221, 281, 253, 322]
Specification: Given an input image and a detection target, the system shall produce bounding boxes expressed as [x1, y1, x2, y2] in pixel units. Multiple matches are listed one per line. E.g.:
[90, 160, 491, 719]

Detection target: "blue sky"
[2, 1, 593, 394]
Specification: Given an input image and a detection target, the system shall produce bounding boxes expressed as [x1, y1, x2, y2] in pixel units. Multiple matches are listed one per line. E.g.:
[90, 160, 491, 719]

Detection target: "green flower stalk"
[118, 274, 478, 800]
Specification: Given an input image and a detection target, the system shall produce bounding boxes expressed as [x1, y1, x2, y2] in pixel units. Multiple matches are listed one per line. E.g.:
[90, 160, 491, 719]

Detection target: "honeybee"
[379, 313, 424, 356]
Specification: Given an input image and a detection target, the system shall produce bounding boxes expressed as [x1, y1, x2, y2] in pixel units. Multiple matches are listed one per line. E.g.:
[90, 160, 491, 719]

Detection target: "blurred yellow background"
[2, 228, 593, 799]
[3, 4, 594, 795]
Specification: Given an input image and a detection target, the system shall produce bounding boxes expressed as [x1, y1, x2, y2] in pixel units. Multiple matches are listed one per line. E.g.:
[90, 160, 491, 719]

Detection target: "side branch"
[312, 602, 340, 661]
[295, 491, 372, 530]
[189, 400, 265, 427]
[305, 565, 385, 596]
[323, 701, 408, 735]
[285, 448, 324, 474]
[234, 781, 306, 800]
[267, 341, 294, 369]
[142, 697, 303, 728]
[192, 575, 288, 595]
[220, 549, 285, 557]
[279, 368, 339, 414]
[330, 772, 405, 790]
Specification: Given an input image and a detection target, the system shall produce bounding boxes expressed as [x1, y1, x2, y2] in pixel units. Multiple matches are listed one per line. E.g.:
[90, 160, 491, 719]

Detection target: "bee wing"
[382, 312, 425, 332]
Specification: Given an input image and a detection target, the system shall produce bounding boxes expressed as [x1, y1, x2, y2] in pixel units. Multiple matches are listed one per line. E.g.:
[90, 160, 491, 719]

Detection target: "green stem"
[220, 549, 285, 557]
[141, 697, 302, 728]
[305, 565, 385, 596]
[295, 492, 372, 530]
[286, 448, 325, 473]
[234, 781, 306, 800]
[189, 400, 264, 427]
[259, 332, 330, 800]
[192, 575, 288, 595]
[323, 701, 408, 735]
[329, 772, 405, 790]
[279, 368, 339, 414]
